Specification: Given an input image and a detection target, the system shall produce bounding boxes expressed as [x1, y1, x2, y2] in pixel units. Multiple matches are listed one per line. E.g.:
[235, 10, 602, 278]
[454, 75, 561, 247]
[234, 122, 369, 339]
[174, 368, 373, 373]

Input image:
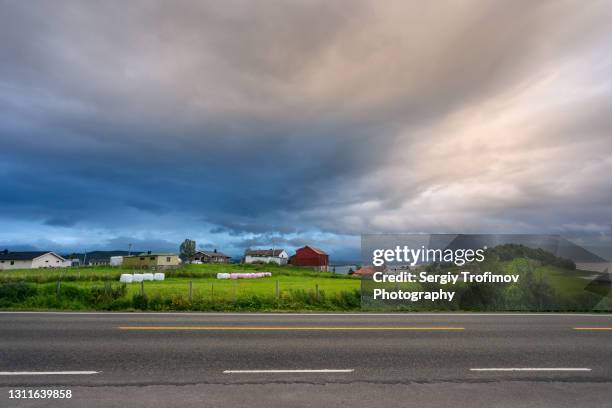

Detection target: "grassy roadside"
[0, 256, 609, 312]
[0, 264, 362, 312]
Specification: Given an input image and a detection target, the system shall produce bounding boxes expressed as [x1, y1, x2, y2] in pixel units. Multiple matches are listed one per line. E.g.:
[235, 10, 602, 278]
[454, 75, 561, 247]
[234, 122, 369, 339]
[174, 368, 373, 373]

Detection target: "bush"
[131, 294, 149, 310]
[88, 283, 126, 304]
[0, 282, 37, 306]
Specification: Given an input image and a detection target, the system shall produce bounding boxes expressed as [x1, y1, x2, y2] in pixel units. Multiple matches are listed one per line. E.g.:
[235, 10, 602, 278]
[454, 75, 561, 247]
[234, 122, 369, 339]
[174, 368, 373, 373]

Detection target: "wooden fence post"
[275, 279, 280, 298]
[140, 280, 144, 296]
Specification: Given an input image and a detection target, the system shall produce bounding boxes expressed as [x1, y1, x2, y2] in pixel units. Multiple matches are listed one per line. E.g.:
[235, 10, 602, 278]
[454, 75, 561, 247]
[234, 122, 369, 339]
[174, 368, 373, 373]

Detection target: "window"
[10, 261, 14, 265]
[140, 257, 145, 260]
[166, 257, 171, 262]
[150, 256, 155, 260]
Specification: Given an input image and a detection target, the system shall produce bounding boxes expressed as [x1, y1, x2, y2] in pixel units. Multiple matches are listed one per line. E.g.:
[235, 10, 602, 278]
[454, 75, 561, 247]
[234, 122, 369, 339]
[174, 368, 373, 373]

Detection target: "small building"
[69, 251, 135, 266]
[244, 249, 289, 265]
[0, 250, 68, 270]
[122, 252, 181, 269]
[353, 265, 376, 276]
[109, 256, 124, 266]
[192, 249, 231, 264]
[289, 246, 329, 272]
[67, 258, 81, 267]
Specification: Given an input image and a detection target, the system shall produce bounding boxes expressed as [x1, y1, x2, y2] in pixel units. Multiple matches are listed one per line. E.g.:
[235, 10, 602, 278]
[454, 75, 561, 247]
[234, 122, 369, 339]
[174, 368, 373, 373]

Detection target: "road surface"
[1, 312, 611, 407]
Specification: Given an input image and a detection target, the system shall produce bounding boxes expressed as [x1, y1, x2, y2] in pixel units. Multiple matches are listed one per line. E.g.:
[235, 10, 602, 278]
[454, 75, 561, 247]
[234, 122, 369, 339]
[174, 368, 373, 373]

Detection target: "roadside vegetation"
[364, 245, 611, 312]
[0, 264, 361, 311]
[0, 245, 608, 312]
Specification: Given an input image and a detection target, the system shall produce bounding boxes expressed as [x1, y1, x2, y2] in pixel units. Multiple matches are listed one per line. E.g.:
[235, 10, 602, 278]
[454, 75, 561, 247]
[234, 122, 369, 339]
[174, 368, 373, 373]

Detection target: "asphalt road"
[1, 312, 611, 407]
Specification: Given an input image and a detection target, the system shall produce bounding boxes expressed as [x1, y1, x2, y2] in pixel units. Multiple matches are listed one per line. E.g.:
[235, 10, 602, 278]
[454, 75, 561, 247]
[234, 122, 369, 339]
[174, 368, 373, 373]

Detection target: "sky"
[1, 0, 611, 260]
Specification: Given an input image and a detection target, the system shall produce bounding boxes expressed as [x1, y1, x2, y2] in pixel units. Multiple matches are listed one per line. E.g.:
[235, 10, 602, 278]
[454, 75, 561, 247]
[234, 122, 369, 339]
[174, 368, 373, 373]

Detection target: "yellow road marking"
[574, 327, 612, 331]
[117, 326, 465, 331]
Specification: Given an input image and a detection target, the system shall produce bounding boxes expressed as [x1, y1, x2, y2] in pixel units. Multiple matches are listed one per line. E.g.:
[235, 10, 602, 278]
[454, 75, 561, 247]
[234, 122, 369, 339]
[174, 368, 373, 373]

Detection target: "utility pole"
[128, 243, 132, 256]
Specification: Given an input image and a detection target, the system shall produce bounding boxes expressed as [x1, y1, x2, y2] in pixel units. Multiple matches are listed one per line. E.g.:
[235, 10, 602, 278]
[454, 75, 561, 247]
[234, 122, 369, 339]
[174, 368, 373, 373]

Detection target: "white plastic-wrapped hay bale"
[217, 273, 230, 279]
[255, 272, 264, 278]
[120, 274, 133, 283]
[265, 272, 272, 277]
[132, 273, 144, 282]
[154, 273, 165, 281]
[143, 273, 154, 281]
[230, 273, 239, 279]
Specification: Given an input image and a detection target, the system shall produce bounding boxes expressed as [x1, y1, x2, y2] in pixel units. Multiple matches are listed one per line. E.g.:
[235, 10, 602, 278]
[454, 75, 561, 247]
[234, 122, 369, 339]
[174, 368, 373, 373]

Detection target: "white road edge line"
[470, 368, 591, 372]
[0, 371, 100, 376]
[223, 369, 354, 374]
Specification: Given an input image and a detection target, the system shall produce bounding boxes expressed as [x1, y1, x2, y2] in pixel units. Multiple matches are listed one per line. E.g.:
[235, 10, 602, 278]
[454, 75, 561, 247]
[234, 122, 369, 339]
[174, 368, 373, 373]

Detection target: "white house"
[0, 251, 68, 270]
[243, 249, 289, 265]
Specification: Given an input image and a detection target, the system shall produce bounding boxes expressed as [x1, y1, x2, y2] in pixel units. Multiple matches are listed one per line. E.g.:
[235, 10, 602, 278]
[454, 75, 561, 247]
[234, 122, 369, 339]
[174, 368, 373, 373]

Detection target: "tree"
[179, 239, 196, 262]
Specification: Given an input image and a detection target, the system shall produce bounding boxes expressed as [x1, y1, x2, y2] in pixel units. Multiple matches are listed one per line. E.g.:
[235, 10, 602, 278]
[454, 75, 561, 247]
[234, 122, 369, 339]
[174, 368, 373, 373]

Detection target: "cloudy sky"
[1, 0, 611, 259]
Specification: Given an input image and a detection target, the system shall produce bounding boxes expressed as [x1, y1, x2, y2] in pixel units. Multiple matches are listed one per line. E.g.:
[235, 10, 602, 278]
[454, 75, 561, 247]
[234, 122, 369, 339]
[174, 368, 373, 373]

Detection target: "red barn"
[290, 246, 329, 272]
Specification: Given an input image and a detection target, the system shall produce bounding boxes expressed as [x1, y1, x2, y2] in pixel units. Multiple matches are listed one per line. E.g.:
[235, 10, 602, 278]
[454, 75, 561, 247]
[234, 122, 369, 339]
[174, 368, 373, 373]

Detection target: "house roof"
[125, 253, 177, 258]
[302, 246, 328, 255]
[0, 251, 65, 261]
[353, 266, 376, 276]
[196, 250, 230, 258]
[245, 249, 285, 257]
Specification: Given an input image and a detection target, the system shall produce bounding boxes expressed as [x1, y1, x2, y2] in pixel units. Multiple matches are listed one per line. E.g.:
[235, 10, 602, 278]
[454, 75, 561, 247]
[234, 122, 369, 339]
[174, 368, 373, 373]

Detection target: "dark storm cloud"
[44, 217, 78, 227]
[0, 0, 611, 255]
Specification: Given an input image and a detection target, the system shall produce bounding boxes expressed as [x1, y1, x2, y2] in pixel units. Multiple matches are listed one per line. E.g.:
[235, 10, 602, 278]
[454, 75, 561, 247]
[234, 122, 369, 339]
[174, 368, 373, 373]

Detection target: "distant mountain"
[442, 234, 606, 263]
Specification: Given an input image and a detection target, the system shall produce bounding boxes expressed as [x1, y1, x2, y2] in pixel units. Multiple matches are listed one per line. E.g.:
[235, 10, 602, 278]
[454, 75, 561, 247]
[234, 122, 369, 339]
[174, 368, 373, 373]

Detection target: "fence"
[0, 279, 360, 311]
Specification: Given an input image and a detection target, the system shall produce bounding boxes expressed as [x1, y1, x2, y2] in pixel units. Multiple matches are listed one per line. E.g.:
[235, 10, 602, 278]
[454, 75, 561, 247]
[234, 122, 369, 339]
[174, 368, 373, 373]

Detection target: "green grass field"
[0, 263, 361, 296]
[501, 259, 599, 295]
[70, 274, 360, 299]
[1, 258, 609, 312]
[0, 263, 362, 311]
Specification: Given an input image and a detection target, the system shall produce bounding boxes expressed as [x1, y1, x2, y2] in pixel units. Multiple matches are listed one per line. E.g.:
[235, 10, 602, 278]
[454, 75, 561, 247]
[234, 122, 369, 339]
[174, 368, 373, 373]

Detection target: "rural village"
[0, 241, 366, 312]
[0, 243, 354, 273]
